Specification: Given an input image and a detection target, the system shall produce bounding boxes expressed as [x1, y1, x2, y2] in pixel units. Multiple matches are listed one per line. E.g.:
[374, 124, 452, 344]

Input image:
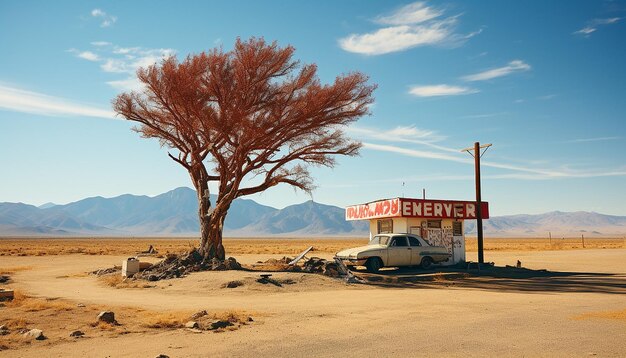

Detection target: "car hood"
[336, 245, 386, 258]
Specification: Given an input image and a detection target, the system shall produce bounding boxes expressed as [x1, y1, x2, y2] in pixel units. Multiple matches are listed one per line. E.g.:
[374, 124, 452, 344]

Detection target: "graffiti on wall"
[426, 228, 455, 254]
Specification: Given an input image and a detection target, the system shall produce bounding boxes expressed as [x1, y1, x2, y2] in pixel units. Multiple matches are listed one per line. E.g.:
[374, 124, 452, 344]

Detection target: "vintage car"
[335, 233, 451, 272]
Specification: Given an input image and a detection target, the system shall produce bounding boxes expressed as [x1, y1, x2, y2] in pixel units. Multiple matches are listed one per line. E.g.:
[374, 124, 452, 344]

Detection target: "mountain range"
[0, 187, 368, 237]
[0, 187, 625, 237]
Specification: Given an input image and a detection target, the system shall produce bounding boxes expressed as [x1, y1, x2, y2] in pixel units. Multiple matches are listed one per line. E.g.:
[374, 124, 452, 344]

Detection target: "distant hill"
[0, 188, 624, 237]
[230, 200, 368, 236]
[464, 211, 626, 237]
[0, 202, 113, 236]
[0, 187, 357, 236]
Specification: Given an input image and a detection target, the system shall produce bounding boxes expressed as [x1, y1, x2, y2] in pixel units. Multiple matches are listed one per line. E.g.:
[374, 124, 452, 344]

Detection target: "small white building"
[345, 198, 490, 265]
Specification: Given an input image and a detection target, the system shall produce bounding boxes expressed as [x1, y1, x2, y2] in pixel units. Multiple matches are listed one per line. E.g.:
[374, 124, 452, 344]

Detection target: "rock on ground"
[23, 329, 46, 340]
[70, 330, 85, 338]
[185, 321, 199, 329]
[97, 311, 116, 324]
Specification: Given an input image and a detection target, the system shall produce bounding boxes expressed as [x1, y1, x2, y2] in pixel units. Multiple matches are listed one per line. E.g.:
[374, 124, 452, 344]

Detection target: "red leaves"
[113, 37, 375, 200]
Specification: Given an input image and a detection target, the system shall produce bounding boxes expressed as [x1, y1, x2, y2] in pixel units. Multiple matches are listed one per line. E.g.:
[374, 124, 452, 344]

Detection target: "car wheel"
[365, 258, 382, 273]
[420, 256, 434, 270]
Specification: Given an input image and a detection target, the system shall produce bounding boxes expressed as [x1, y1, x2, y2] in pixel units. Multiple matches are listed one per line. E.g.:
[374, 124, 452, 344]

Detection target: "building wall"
[369, 217, 466, 264]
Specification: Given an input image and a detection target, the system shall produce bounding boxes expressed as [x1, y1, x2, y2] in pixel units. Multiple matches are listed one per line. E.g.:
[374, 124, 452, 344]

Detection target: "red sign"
[345, 198, 489, 221]
[345, 198, 400, 221]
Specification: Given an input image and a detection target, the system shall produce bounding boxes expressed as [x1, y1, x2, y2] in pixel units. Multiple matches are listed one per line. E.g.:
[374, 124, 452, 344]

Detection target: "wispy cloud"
[363, 142, 469, 164]
[376, 2, 443, 25]
[91, 41, 112, 47]
[91, 8, 117, 28]
[408, 84, 478, 97]
[339, 2, 479, 55]
[566, 136, 621, 143]
[350, 125, 444, 142]
[359, 134, 626, 180]
[0, 83, 116, 119]
[76, 51, 99, 61]
[70, 43, 176, 91]
[574, 17, 621, 37]
[349, 125, 460, 154]
[462, 60, 531, 82]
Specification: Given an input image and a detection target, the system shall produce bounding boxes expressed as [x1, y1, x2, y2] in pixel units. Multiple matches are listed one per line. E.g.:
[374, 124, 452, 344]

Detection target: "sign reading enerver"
[345, 198, 489, 221]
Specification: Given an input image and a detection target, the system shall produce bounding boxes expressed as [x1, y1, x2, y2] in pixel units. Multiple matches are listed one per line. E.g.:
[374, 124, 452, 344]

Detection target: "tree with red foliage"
[113, 38, 375, 260]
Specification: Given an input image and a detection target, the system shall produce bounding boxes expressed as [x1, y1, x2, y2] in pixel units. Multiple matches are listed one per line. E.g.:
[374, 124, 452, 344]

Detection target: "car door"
[408, 235, 425, 265]
[387, 236, 412, 267]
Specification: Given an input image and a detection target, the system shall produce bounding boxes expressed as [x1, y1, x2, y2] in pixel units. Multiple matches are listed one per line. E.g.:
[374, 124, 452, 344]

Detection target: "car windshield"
[368, 235, 390, 246]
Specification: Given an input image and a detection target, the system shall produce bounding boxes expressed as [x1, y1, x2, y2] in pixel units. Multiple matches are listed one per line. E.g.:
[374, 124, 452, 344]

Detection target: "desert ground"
[1, 237, 626, 357]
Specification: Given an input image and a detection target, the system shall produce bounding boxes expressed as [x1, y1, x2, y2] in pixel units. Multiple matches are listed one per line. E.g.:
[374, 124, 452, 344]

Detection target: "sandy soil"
[1, 246, 626, 357]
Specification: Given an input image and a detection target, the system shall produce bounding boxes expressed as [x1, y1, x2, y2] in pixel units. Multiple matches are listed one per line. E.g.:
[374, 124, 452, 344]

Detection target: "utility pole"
[461, 142, 492, 264]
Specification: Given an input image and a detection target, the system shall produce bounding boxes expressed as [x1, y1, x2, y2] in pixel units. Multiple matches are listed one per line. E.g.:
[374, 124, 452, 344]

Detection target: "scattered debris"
[185, 321, 199, 329]
[179, 314, 251, 333]
[257, 274, 282, 287]
[133, 249, 243, 282]
[23, 329, 46, 340]
[209, 320, 233, 330]
[0, 325, 9, 336]
[70, 330, 85, 338]
[139, 245, 157, 255]
[255, 254, 361, 283]
[91, 267, 120, 276]
[223, 280, 244, 288]
[0, 289, 14, 301]
[190, 310, 208, 320]
[97, 311, 117, 324]
[77, 303, 86, 307]
[288, 246, 313, 265]
[0, 275, 9, 283]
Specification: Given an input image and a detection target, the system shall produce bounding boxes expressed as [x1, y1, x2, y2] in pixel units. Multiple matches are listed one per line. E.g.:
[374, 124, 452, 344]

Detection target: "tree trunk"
[194, 177, 226, 261]
[199, 208, 226, 261]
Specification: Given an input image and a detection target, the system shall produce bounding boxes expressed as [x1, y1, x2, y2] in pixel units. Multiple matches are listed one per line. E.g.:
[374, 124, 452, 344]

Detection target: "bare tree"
[113, 38, 375, 260]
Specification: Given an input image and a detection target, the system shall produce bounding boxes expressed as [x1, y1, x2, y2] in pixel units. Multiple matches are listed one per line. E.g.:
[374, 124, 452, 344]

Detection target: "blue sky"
[1, 0, 625, 216]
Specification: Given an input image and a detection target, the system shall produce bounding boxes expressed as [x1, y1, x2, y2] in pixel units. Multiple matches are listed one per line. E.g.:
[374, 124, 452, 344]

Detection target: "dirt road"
[2, 249, 626, 357]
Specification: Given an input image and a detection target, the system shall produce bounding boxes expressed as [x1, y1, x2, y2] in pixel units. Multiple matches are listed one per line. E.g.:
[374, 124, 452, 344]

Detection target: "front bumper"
[336, 257, 368, 266]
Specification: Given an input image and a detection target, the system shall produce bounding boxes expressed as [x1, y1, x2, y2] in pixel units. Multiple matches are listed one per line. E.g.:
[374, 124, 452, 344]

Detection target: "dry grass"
[0, 236, 623, 258]
[0, 237, 362, 257]
[98, 275, 153, 289]
[3, 318, 29, 330]
[5, 289, 75, 312]
[465, 237, 625, 252]
[574, 308, 626, 322]
[211, 309, 252, 322]
[138, 309, 252, 329]
[0, 266, 33, 275]
[140, 310, 193, 329]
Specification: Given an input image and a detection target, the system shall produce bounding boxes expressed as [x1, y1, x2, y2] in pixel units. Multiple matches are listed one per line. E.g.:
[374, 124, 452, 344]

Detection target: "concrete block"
[122, 258, 140, 277]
